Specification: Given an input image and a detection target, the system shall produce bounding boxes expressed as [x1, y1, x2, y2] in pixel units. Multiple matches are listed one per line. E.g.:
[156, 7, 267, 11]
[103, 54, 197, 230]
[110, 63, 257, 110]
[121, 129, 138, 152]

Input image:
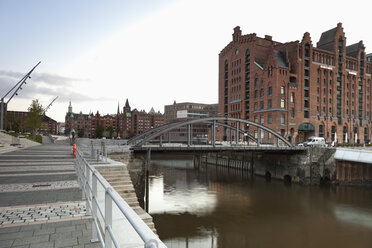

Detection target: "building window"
[254, 116, 258, 123]
[281, 99, 285, 108]
[268, 114, 272, 124]
[260, 116, 264, 125]
[260, 88, 264, 98]
[280, 114, 285, 125]
[319, 125, 324, 137]
[281, 86, 285, 96]
[290, 92, 295, 104]
[254, 102, 258, 111]
[254, 78, 258, 88]
[260, 101, 264, 110]
[268, 87, 272, 96]
[291, 108, 295, 119]
[268, 99, 272, 109]
[254, 90, 258, 99]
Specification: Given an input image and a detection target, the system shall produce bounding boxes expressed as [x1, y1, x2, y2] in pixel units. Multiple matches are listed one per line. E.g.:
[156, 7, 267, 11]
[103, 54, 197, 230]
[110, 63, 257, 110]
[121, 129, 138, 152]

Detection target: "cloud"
[0, 70, 110, 103]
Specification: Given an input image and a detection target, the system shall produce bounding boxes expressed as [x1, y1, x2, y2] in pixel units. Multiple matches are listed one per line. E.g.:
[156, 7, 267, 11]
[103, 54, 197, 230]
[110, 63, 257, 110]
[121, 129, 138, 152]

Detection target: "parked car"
[299, 136, 326, 147]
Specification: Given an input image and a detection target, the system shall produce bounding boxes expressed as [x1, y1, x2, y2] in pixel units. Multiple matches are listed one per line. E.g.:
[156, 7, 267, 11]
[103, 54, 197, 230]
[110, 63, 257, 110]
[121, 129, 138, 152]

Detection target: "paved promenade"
[0, 137, 100, 248]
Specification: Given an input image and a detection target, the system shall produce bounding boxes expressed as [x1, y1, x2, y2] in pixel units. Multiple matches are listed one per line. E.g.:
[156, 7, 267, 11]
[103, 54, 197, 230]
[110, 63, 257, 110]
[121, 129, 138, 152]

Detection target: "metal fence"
[75, 149, 166, 248]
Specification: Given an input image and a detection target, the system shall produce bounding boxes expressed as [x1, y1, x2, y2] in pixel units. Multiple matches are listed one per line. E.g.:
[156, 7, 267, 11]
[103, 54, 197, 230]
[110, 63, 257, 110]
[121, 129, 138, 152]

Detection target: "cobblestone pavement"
[0, 218, 101, 248]
[0, 181, 80, 193]
[0, 202, 87, 226]
[0, 141, 102, 248]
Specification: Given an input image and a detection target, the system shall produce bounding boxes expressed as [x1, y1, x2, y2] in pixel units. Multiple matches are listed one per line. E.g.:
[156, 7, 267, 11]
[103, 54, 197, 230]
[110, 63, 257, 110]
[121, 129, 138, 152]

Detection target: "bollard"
[91, 140, 94, 159]
[73, 144, 76, 158]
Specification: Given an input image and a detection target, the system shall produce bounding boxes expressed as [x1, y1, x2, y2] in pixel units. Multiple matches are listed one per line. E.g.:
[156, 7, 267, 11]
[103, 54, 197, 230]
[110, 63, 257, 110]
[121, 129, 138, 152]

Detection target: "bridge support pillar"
[212, 121, 216, 147]
[187, 124, 191, 147]
[236, 121, 239, 144]
[145, 148, 151, 212]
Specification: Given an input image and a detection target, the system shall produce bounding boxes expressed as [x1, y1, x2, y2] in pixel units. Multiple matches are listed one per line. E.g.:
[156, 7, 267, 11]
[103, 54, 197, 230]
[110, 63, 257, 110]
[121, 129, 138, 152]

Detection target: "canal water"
[128, 158, 372, 248]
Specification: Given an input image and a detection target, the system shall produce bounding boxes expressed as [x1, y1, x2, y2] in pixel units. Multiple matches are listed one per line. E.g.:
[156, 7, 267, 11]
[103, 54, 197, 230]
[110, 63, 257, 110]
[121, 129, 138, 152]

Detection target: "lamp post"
[0, 62, 41, 130]
[43, 96, 58, 115]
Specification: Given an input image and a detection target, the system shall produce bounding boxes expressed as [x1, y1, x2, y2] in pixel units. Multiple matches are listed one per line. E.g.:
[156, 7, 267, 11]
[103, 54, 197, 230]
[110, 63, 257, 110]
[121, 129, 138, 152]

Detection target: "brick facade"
[65, 99, 165, 138]
[218, 23, 372, 145]
[4, 111, 57, 135]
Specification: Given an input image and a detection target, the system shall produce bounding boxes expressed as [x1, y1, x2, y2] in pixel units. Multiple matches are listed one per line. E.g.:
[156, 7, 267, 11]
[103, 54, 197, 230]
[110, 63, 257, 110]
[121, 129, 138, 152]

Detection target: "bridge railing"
[75, 149, 166, 248]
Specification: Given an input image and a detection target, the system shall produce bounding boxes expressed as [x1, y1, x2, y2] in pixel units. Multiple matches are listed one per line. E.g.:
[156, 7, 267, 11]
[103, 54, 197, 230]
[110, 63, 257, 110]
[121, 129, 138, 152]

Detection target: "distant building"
[4, 110, 57, 135]
[218, 23, 372, 144]
[164, 101, 218, 142]
[57, 122, 65, 135]
[65, 99, 165, 139]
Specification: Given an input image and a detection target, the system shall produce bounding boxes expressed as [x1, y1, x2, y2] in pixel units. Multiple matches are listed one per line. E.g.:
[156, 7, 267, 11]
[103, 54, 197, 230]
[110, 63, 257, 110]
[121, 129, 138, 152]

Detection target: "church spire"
[125, 98, 130, 108]
[68, 100, 72, 113]
[117, 101, 120, 115]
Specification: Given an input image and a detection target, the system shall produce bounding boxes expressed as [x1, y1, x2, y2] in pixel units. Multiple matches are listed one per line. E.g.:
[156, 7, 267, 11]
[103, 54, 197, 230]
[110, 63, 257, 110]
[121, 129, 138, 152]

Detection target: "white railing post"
[104, 146, 108, 162]
[91, 174, 99, 242]
[105, 188, 113, 248]
[86, 166, 91, 215]
[79, 155, 86, 200]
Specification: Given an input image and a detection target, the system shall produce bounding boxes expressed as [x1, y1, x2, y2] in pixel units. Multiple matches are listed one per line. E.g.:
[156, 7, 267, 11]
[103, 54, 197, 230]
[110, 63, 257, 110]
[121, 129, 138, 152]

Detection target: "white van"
[303, 136, 326, 147]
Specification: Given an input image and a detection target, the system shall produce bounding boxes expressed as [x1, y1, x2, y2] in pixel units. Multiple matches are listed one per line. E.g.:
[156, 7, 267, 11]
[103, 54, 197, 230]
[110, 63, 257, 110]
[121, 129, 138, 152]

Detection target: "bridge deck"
[131, 145, 308, 153]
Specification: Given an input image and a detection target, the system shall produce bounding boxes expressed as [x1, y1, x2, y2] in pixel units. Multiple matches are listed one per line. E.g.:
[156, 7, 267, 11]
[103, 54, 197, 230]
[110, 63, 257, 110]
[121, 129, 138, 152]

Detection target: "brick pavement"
[0, 140, 102, 248]
[0, 218, 101, 248]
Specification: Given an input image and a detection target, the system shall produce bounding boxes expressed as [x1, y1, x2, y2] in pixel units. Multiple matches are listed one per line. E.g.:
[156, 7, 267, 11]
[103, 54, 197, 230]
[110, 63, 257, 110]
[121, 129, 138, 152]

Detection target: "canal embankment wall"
[198, 148, 372, 187]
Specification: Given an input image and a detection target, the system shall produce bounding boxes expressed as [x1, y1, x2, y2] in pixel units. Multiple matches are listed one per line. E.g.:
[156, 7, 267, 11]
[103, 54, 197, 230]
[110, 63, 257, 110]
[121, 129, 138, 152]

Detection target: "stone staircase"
[0, 144, 19, 154]
[96, 167, 157, 233]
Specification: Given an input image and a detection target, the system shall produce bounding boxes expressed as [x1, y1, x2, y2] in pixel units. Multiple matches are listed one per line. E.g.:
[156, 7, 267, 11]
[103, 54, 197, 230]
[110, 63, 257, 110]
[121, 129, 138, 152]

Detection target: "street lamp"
[0, 62, 41, 130]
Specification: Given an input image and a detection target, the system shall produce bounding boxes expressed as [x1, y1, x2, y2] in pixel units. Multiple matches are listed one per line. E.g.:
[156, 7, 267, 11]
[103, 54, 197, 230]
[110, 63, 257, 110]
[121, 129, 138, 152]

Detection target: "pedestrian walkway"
[0, 139, 100, 248]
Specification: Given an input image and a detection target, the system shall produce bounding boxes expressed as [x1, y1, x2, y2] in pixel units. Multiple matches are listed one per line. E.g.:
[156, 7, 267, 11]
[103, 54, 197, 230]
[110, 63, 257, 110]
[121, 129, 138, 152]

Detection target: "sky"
[0, 0, 371, 122]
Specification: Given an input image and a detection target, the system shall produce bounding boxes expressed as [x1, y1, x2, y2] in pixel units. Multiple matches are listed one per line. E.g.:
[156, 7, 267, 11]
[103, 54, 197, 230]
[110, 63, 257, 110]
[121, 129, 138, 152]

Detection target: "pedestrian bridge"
[128, 117, 293, 148]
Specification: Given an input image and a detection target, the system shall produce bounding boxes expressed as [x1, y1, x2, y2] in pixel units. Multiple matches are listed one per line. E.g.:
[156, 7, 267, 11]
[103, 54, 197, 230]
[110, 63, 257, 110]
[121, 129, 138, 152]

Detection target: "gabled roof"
[317, 26, 337, 47]
[346, 43, 360, 58]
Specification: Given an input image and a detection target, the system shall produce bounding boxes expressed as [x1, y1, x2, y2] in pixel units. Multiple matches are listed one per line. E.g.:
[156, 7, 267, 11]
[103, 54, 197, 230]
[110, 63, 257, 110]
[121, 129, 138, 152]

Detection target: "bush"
[26, 134, 43, 144]
[35, 135, 42, 144]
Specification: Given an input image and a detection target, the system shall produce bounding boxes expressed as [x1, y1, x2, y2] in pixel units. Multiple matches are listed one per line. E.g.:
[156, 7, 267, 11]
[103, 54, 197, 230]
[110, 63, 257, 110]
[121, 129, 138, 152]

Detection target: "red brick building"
[65, 99, 165, 138]
[4, 110, 57, 135]
[218, 23, 372, 144]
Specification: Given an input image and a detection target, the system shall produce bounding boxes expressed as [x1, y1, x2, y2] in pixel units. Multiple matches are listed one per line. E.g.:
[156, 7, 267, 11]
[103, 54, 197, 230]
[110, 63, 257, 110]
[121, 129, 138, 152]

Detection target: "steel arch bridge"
[128, 117, 292, 147]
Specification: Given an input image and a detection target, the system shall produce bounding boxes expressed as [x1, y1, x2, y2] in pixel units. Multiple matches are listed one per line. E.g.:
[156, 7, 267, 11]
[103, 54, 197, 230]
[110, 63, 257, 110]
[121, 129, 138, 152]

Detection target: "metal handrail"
[75, 149, 166, 248]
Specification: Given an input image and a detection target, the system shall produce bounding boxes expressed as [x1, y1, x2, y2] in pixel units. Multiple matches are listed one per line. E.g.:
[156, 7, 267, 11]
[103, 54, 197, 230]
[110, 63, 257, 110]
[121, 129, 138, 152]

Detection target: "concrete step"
[102, 177, 132, 183]
[97, 166, 157, 234]
[99, 172, 130, 177]
[110, 181, 133, 187]
[114, 185, 135, 190]
[0, 146, 19, 154]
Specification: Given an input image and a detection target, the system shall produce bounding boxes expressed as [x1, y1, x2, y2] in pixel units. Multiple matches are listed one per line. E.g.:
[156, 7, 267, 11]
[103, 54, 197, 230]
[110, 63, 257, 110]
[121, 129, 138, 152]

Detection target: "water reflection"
[129, 158, 372, 248]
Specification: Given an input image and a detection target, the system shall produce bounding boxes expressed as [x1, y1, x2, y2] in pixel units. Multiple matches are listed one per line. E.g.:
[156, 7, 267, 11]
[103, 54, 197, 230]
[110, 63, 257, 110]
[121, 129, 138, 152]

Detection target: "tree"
[78, 129, 85, 138]
[106, 126, 114, 138]
[27, 99, 44, 140]
[95, 125, 104, 138]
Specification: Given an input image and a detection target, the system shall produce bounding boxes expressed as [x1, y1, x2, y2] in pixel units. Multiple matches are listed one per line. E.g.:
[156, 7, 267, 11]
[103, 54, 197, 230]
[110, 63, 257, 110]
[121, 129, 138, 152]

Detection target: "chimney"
[265, 35, 272, 41]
